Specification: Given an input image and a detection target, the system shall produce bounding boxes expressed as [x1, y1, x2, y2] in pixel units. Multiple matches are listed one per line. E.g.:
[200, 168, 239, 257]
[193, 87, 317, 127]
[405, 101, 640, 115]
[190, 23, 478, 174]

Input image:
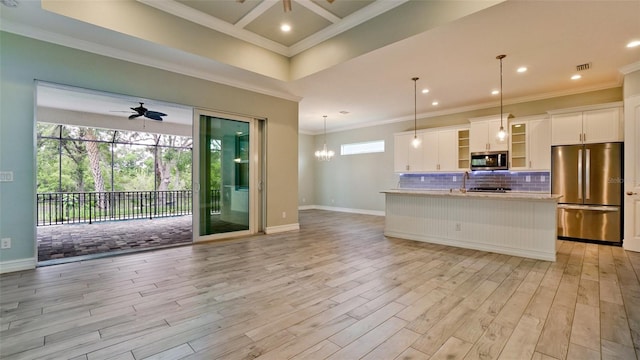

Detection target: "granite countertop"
[382, 189, 563, 201]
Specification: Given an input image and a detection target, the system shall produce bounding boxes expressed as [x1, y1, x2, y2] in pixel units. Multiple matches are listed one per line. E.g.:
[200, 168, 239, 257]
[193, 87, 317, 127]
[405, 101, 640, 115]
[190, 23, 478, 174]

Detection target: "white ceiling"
[2, 0, 640, 134]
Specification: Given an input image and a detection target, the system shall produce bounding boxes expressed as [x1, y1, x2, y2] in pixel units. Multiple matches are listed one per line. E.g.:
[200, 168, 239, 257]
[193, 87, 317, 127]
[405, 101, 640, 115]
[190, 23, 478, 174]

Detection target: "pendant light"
[496, 54, 508, 143]
[411, 77, 421, 148]
[315, 115, 335, 161]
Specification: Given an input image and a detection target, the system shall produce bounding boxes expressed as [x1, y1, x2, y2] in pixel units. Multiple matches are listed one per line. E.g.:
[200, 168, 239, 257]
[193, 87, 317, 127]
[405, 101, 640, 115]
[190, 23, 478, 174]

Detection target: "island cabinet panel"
[383, 190, 559, 261]
[550, 104, 623, 145]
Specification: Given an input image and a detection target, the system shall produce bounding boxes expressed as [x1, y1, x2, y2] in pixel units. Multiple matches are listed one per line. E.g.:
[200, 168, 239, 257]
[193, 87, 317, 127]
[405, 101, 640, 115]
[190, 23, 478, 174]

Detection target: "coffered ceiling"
[1, 0, 640, 134]
[141, 0, 402, 56]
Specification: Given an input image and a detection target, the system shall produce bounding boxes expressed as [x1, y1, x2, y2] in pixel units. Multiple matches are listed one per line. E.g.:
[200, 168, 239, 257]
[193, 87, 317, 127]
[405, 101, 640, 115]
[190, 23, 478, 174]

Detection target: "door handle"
[577, 149, 582, 200]
[628, 191, 638, 196]
[585, 149, 590, 200]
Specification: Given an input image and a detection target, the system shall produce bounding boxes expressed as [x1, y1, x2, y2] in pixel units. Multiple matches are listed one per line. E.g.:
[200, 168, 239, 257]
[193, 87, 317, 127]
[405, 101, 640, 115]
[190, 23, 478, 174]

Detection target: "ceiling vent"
[576, 63, 592, 71]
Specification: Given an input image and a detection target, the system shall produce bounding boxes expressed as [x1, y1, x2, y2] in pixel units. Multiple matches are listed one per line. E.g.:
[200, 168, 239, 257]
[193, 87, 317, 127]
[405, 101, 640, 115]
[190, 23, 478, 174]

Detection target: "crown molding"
[309, 83, 623, 135]
[620, 61, 640, 75]
[0, 21, 302, 102]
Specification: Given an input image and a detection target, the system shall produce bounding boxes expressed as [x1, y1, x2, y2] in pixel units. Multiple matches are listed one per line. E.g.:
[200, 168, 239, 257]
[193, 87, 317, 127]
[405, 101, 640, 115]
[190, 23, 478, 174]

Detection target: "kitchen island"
[382, 189, 562, 261]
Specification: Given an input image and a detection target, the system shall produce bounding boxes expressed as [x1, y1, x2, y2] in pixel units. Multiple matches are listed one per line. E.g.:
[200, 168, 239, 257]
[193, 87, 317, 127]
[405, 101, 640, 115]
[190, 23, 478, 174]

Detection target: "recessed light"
[571, 74, 582, 80]
[627, 40, 640, 48]
[517, 67, 527, 73]
[491, 90, 500, 95]
[339, 110, 349, 115]
[432, 101, 439, 106]
[421, 89, 429, 94]
[280, 24, 291, 32]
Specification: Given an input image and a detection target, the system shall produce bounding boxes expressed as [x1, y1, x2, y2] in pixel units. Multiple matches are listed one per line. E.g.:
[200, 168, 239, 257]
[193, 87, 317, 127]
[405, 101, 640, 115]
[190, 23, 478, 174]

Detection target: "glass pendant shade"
[411, 136, 421, 148]
[496, 125, 507, 142]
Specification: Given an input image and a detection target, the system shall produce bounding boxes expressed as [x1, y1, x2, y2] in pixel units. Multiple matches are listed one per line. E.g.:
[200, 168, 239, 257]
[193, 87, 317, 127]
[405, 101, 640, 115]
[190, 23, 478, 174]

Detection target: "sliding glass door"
[193, 110, 263, 241]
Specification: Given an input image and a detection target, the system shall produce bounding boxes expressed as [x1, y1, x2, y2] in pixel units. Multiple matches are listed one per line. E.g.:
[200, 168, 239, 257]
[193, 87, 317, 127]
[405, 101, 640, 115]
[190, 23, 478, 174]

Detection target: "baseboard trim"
[265, 223, 300, 234]
[0, 258, 37, 274]
[299, 205, 385, 217]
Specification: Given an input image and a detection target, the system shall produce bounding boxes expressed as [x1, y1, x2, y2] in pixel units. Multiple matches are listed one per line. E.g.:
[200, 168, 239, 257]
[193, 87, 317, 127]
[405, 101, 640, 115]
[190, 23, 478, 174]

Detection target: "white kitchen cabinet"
[394, 126, 466, 173]
[413, 129, 457, 172]
[394, 132, 424, 172]
[528, 118, 551, 170]
[550, 104, 623, 145]
[469, 115, 510, 152]
[421, 131, 439, 171]
[437, 129, 458, 171]
[509, 116, 551, 171]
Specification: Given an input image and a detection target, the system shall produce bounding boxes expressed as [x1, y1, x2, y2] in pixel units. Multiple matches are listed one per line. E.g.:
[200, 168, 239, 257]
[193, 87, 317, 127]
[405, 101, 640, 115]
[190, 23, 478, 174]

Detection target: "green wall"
[0, 32, 299, 268]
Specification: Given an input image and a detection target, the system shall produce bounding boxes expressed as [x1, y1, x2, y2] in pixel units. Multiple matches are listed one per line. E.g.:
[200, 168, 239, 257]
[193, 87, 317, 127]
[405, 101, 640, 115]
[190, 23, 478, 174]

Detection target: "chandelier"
[315, 115, 335, 161]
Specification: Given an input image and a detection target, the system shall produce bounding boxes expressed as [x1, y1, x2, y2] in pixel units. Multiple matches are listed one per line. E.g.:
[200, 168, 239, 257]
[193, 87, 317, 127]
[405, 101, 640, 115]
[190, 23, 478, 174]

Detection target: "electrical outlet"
[302, 197, 306, 203]
[282, 211, 287, 218]
[455, 223, 461, 231]
[541, 175, 545, 182]
[421, 176, 424, 182]
[452, 176, 457, 182]
[526, 175, 531, 182]
[1, 238, 11, 249]
[0, 171, 13, 182]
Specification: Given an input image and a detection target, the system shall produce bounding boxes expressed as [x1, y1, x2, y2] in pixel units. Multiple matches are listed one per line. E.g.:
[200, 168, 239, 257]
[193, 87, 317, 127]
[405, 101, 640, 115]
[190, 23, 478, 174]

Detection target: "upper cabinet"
[469, 115, 510, 152]
[394, 126, 469, 173]
[457, 129, 470, 170]
[549, 103, 623, 145]
[394, 132, 424, 172]
[509, 116, 551, 171]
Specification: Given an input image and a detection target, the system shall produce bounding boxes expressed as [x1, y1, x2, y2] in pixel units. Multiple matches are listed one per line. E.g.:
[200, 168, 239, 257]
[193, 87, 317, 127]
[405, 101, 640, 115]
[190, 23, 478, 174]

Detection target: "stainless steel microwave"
[470, 151, 508, 171]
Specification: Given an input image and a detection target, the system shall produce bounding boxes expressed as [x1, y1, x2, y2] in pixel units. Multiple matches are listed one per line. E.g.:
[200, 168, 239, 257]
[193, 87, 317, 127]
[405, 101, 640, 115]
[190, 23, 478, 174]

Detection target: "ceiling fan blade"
[145, 111, 166, 121]
[326, 0, 335, 3]
[236, 0, 245, 2]
[283, 0, 291, 12]
[128, 114, 142, 120]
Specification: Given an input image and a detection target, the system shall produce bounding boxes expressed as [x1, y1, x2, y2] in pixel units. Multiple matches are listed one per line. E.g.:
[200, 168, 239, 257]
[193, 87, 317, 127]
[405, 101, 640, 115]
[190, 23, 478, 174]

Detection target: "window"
[340, 140, 385, 155]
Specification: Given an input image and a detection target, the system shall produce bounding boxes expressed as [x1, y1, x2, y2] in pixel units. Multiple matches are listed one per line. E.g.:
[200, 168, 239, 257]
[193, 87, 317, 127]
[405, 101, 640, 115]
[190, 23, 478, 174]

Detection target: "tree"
[82, 128, 107, 208]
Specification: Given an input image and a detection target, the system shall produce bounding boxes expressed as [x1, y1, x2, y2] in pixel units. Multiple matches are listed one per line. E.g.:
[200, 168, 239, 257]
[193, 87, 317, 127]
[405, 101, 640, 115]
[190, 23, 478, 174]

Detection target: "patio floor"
[37, 215, 193, 264]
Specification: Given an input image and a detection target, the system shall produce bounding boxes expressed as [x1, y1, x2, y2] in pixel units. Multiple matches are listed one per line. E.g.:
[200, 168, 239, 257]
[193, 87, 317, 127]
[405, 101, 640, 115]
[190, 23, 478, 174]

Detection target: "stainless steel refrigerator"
[551, 142, 623, 243]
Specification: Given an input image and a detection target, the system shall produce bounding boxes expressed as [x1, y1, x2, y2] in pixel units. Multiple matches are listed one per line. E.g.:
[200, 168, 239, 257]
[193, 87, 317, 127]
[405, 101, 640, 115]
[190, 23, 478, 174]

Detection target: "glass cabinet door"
[511, 123, 527, 168]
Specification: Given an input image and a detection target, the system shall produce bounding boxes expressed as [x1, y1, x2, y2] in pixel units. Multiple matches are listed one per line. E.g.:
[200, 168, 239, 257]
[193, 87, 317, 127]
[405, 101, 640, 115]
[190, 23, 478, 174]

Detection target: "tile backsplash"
[398, 171, 550, 192]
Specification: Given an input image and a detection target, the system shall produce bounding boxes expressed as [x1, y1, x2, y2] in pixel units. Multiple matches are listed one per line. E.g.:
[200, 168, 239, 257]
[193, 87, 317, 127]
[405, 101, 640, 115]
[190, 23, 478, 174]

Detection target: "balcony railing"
[37, 190, 220, 226]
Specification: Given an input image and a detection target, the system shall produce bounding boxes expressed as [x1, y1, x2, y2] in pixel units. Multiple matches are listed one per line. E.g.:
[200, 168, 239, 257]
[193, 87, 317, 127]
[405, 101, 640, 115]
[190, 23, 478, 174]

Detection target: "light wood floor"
[2, 209, 640, 360]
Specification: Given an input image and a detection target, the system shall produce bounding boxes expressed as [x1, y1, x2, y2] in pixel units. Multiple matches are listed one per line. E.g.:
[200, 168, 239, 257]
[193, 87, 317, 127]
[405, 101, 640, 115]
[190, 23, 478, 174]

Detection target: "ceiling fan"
[236, 0, 334, 13]
[127, 102, 167, 121]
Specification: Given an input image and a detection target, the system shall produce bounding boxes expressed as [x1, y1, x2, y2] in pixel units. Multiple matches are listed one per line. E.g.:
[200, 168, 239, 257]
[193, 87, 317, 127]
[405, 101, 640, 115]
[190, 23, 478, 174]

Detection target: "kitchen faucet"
[461, 171, 469, 193]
